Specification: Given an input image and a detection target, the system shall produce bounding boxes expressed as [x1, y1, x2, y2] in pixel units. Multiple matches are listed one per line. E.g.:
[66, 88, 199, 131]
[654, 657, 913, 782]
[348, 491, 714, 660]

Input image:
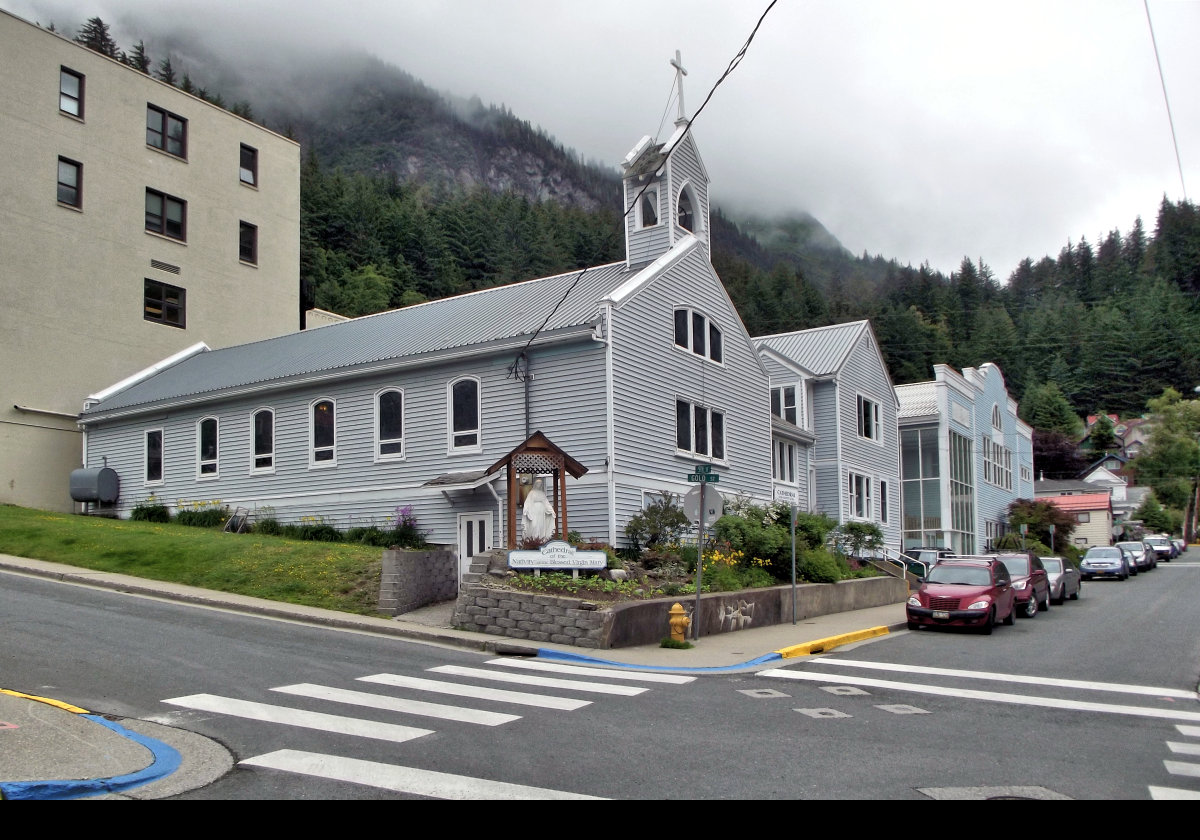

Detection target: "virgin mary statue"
[521, 478, 556, 543]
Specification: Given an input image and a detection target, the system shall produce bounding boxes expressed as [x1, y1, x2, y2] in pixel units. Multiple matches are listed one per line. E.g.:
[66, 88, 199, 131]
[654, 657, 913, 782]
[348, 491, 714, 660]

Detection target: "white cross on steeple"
[670, 49, 688, 124]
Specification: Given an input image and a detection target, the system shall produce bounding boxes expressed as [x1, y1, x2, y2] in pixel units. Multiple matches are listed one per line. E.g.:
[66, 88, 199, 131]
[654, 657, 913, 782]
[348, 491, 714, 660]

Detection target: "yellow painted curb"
[775, 625, 890, 658]
[0, 688, 91, 715]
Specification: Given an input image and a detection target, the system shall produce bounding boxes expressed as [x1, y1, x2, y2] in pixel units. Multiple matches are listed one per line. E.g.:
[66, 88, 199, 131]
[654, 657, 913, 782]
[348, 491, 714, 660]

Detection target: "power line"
[1144, 0, 1188, 201]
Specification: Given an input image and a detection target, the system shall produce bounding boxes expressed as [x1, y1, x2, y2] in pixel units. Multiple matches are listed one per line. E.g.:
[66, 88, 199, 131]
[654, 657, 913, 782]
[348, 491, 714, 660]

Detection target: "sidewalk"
[0, 553, 907, 799]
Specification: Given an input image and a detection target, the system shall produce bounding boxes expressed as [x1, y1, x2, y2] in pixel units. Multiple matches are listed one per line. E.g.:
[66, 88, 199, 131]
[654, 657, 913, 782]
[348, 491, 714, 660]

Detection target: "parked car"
[906, 558, 1016, 634]
[1080, 545, 1131, 580]
[1144, 535, 1174, 563]
[1172, 538, 1187, 556]
[1116, 540, 1154, 572]
[994, 552, 1051, 617]
[1041, 555, 1082, 604]
[900, 547, 953, 579]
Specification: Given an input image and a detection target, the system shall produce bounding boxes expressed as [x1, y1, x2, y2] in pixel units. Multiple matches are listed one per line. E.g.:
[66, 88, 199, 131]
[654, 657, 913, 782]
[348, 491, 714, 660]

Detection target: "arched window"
[376, 388, 405, 459]
[449, 377, 481, 452]
[252, 408, 274, 472]
[992, 404, 1002, 429]
[677, 187, 694, 232]
[311, 399, 336, 465]
[639, 187, 659, 228]
[197, 416, 219, 477]
[673, 307, 723, 364]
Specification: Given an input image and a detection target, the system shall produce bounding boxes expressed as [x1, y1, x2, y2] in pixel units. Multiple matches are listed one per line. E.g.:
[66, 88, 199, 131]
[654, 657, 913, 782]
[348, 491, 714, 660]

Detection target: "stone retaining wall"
[379, 548, 458, 616]
[452, 574, 908, 649]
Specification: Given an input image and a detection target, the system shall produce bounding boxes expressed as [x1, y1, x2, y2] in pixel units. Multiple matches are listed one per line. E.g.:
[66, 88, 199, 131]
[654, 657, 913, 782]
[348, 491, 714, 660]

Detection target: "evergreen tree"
[1020, 382, 1083, 437]
[73, 17, 120, 58]
[126, 40, 151, 73]
[156, 56, 177, 86]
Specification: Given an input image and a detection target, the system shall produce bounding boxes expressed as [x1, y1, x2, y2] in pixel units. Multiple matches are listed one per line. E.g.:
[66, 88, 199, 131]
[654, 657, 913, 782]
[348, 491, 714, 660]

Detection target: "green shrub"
[799, 547, 844, 583]
[130, 499, 171, 522]
[624, 492, 690, 551]
[253, 517, 282, 535]
[174, 505, 229, 528]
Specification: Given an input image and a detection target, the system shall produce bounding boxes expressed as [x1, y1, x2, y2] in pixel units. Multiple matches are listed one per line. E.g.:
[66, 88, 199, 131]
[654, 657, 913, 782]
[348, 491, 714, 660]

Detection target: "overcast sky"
[8, 0, 1197, 280]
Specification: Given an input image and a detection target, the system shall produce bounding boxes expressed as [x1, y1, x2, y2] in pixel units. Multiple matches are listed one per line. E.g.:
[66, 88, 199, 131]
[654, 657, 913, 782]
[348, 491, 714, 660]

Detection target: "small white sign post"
[684, 467, 722, 641]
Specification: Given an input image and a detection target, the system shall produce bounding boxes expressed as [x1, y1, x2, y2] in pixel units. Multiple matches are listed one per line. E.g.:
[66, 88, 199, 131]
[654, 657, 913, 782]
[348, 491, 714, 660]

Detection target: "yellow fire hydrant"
[668, 602, 690, 643]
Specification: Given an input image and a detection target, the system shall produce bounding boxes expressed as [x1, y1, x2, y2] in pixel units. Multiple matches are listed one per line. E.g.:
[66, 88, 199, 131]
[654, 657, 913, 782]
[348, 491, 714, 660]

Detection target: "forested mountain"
[64, 16, 1200, 426]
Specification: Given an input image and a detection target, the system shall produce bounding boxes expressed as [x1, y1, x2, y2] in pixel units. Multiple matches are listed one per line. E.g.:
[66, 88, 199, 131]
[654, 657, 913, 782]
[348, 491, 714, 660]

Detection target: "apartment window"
[857, 394, 881, 441]
[639, 187, 658, 227]
[145, 429, 163, 484]
[673, 308, 723, 364]
[59, 67, 84, 117]
[146, 189, 186, 240]
[311, 399, 336, 465]
[376, 389, 405, 459]
[992, 404, 1003, 429]
[983, 438, 1013, 490]
[252, 409, 274, 472]
[449, 378, 480, 452]
[880, 480, 889, 524]
[146, 104, 187, 158]
[848, 472, 873, 519]
[676, 398, 725, 460]
[57, 157, 82, 207]
[773, 439, 796, 483]
[771, 385, 798, 425]
[239, 221, 258, 264]
[197, 417, 219, 477]
[144, 279, 185, 328]
[239, 144, 258, 186]
[1076, 512, 1091, 524]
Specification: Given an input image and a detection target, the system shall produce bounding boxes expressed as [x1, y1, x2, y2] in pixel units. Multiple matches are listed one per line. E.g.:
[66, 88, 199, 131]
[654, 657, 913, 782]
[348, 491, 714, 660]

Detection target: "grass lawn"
[0, 504, 386, 616]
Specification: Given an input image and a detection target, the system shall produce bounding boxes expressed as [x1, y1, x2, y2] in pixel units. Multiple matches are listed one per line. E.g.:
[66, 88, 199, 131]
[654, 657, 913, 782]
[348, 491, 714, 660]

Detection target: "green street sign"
[687, 473, 720, 483]
[693, 464, 713, 473]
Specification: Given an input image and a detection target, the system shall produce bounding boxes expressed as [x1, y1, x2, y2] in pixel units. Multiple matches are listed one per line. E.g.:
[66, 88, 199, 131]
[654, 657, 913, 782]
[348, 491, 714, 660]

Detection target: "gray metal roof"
[896, 381, 938, 418]
[754, 320, 869, 377]
[84, 261, 634, 416]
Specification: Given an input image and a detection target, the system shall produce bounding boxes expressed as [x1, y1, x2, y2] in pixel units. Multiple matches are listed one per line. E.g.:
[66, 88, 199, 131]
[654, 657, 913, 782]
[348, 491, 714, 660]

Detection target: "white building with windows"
[74, 100, 783, 576]
[0, 9, 300, 512]
[896, 363, 1034, 553]
[755, 321, 901, 549]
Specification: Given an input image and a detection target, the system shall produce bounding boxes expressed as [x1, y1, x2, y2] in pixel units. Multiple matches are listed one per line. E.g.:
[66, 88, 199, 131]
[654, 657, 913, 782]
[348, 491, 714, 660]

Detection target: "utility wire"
[1144, 0, 1188, 201]
[510, 0, 779, 380]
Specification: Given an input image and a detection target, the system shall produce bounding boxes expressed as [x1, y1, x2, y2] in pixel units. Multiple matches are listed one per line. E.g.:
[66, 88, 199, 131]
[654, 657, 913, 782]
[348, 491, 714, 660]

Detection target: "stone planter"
[452, 574, 908, 649]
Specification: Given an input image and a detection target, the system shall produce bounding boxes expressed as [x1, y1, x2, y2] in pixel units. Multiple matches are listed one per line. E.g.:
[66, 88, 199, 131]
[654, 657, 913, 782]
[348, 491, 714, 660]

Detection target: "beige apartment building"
[0, 9, 301, 512]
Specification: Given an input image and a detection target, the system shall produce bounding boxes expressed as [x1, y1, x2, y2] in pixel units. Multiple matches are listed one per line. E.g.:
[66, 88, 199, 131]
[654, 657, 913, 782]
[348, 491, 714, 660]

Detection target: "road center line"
[808, 657, 1196, 699]
[758, 669, 1200, 722]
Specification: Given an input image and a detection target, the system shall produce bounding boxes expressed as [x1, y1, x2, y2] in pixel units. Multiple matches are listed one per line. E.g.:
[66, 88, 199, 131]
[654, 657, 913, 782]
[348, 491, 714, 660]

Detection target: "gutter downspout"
[485, 478, 504, 550]
[602, 304, 617, 546]
[833, 377, 844, 523]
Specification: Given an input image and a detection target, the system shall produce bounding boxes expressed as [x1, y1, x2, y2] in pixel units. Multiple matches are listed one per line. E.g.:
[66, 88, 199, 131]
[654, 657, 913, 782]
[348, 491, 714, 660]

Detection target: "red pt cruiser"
[906, 558, 1016, 635]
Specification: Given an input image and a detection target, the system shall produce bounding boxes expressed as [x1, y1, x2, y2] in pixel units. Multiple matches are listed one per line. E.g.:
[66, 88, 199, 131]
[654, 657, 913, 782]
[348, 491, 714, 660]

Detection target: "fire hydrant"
[668, 602, 690, 643]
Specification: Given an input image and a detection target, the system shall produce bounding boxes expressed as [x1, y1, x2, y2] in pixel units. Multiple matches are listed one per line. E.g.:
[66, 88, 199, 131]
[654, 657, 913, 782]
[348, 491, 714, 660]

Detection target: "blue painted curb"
[535, 647, 783, 673]
[0, 715, 181, 800]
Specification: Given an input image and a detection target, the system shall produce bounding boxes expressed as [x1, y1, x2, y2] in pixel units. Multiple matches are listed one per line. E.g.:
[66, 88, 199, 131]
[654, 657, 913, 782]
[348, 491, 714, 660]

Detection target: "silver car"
[1116, 540, 1154, 572]
[1080, 545, 1130, 581]
[1041, 555, 1082, 603]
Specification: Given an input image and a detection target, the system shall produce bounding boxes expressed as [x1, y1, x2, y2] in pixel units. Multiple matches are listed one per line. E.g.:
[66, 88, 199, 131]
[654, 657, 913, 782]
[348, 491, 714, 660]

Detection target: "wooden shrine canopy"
[485, 431, 588, 549]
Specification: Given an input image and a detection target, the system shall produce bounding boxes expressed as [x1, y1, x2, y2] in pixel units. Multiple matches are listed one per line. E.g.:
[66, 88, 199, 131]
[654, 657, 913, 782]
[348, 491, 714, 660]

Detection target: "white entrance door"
[457, 511, 493, 580]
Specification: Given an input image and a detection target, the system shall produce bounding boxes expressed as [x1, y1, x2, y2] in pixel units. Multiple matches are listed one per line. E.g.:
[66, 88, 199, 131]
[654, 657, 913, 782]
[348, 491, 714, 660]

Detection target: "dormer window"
[677, 189, 694, 232]
[640, 187, 659, 227]
[674, 307, 722, 363]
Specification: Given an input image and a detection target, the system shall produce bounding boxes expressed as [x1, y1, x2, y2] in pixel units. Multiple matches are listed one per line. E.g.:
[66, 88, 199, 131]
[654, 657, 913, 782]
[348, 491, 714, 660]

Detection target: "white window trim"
[772, 383, 801, 427]
[447, 376, 482, 455]
[676, 396, 727, 463]
[144, 427, 164, 486]
[848, 471, 873, 520]
[250, 407, 275, 475]
[375, 387, 407, 462]
[856, 393, 883, 444]
[674, 180, 703, 235]
[638, 185, 660, 228]
[672, 307, 725, 366]
[773, 438, 797, 485]
[196, 416, 219, 480]
[309, 398, 337, 468]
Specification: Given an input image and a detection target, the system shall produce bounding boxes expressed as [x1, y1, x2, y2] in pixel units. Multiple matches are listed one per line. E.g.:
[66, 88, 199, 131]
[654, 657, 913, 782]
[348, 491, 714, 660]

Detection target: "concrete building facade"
[0, 9, 300, 512]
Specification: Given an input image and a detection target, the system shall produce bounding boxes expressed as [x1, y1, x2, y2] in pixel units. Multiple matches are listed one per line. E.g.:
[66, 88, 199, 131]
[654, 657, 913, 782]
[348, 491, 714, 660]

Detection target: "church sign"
[508, 539, 607, 570]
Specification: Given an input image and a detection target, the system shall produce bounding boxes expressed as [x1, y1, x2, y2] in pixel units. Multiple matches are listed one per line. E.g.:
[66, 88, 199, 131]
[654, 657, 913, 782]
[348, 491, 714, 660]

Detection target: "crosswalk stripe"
[271, 683, 520, 726]
[1178, 725, 1200, 738]
[808, 657, 1195, 699]
[758, 669, 1200, 723]
[1165, 760, 1200, 778]
[1168, 741, 1200, 757]
[486, 658, 696, 684]
[358, 673, 591, 710]
[241, 749, 605, 800]
[427, 665, 648, 695]
[1150, 786, 1200, 800]
[162, 694, 433, 743]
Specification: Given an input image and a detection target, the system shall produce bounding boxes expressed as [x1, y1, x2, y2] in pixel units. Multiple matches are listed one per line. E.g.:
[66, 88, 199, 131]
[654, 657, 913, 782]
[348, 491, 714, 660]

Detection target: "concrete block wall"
[379, 548, 457, 616]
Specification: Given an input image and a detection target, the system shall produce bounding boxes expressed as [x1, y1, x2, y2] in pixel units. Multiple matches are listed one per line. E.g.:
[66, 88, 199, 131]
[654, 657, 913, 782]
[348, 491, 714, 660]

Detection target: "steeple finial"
[670, 49, 688, 124]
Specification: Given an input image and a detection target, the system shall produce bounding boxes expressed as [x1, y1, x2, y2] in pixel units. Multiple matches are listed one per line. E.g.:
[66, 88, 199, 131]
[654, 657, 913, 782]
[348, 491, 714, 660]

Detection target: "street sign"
[683, 484, 723, 522]
[693, 464, 712, 473]
[687, 473, 720, 483]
